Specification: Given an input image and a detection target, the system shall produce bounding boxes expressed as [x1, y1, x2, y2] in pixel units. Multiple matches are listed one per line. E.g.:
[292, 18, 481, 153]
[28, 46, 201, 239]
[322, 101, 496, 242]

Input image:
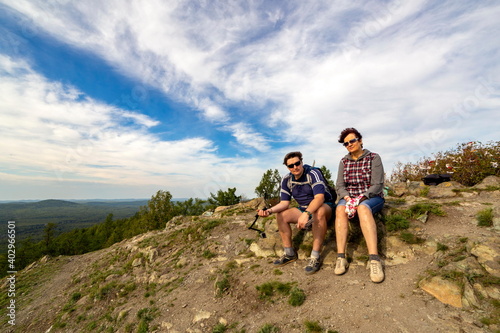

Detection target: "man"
[257, 151, 334, 274]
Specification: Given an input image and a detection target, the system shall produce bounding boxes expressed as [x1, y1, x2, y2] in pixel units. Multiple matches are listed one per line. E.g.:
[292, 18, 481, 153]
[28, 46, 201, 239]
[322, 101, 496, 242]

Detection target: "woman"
[334, 128, 385, 283]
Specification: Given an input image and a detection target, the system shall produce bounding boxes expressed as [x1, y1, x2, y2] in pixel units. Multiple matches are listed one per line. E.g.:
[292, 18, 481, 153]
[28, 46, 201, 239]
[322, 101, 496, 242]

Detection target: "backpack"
[287, 165, 337, 203]
[422, 174, 452, 186]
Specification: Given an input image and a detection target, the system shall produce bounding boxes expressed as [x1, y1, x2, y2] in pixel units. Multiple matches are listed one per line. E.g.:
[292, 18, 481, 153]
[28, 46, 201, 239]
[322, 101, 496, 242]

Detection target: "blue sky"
[1, 0, 499, 201]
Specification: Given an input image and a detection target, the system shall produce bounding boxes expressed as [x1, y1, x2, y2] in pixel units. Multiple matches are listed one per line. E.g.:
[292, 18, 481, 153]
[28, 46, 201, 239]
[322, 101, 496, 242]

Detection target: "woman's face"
[343, 133, 362, 154]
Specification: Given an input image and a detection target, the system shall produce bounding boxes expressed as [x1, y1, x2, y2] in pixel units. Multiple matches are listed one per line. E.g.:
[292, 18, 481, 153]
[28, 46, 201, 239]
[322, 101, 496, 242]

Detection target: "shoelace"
[335, 258, 344, 269]
[370, 261, 380, 274]
[308, 257, 319, 267]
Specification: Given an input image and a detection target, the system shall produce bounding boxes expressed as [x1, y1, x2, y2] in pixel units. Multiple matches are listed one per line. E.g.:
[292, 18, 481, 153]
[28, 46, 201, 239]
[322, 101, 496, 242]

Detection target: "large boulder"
[470, 239, 500, 277]
[473, 175, 500, 189]
[419, 276, 463, 308]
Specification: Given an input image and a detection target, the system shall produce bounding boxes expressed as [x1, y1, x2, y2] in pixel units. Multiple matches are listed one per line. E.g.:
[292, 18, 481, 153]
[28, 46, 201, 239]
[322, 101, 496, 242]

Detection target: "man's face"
[286, 157, 304, 179]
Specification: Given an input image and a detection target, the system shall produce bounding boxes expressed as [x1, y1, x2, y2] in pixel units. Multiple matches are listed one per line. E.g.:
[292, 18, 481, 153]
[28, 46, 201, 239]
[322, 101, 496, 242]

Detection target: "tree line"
[0, 188, 243, 278]
[0, 165, 335, 277]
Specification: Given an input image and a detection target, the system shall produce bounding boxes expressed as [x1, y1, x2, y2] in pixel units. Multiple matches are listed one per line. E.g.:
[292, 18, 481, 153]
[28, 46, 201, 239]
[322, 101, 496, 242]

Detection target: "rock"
[214, 205, 230, 213]
[138, 246, 158, 263]
[117, 309, 130, 321]
[176, 257, 188, 268]
[470, 240, 500, 277]
[161, 322, 173, 330]
[462, 280, 480, 308]
[485, 285, 500, 300]
[473, 175, 500, 189]
[493, 206, 500, 231]
[427, 183, 458, 199]
[249, 241, 276, 258]
[193, 310, 211, 323]
[241, 197, 265, 209]
[443, 257, 485, 277]
[416, 211, 428, 223]
[419, 276, 463, 308]
[384, 236, 414, 265]
[132, 258, 142, 267]
[390, 182, 408, 197]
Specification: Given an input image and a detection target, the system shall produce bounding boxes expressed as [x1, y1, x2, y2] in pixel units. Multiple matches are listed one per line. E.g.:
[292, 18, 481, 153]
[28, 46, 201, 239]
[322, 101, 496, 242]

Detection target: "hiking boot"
[369, 260, 384, 283]
[304, 256, 321, 275]
[273, 253, 298, 266]
[334, 257, 349, 275]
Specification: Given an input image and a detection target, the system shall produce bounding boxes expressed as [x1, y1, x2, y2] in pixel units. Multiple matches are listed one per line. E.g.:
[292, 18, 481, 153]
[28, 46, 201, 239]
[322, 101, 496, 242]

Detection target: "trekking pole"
[248, 194, 268, 238]
[248, 208, 267, 238]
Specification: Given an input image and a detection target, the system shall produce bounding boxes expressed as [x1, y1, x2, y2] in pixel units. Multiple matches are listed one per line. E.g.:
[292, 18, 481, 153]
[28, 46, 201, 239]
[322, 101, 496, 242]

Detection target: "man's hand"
[257, 209, 270, 217]
[297, 212, 310, 229]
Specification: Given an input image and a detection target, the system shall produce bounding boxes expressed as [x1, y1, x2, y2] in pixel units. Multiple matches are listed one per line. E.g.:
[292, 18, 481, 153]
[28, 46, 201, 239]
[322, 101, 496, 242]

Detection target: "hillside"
[0, 199, 148, 244]
[1, 178, 499, 333]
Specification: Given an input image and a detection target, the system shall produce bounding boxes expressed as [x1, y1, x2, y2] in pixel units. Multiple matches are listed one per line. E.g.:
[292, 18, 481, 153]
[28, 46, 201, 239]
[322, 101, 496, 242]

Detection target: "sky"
[1, 0, 499, 201]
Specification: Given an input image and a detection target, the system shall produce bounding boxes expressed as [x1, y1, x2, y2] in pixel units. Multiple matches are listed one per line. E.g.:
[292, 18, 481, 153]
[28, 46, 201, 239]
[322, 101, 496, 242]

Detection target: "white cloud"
[0, 55, 222, 190]
[226, 122, 270, 152]
[1, 0, 500, 199]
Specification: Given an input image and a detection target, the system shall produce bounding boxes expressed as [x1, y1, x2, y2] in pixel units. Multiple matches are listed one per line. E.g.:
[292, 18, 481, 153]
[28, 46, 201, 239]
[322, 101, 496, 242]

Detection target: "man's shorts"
[295, 201, 336, 213]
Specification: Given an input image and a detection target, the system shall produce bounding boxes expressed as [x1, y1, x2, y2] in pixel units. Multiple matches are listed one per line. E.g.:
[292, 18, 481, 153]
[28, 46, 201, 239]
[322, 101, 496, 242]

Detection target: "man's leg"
[276, 208, 302, 248]
[311, 203, 332, 252]
[274, 208, 302, 266]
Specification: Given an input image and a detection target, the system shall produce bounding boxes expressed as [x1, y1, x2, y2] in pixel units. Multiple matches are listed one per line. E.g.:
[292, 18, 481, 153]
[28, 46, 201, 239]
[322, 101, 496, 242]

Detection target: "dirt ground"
[4, 194, 499, 333]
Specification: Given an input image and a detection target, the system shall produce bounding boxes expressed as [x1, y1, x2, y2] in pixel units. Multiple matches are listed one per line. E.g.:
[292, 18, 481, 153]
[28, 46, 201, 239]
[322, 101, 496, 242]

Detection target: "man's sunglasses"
[287, 161, 301, 168]
[343, 138, 359, 147]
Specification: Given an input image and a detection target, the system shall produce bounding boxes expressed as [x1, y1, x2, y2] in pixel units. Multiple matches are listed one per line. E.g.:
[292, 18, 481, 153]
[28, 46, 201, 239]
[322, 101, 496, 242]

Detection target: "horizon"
[1, 1, 499, 201]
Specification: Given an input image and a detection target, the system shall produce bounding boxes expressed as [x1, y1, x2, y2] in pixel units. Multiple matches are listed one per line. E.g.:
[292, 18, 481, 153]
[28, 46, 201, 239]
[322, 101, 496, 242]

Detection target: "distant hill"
[3, 199, 80, 209]
[0, 199, 148, 244]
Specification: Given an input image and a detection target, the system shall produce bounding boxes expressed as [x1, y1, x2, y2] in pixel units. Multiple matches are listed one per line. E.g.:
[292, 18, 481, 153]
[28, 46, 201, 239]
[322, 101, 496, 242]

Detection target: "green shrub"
[407, 203, 445, 218]
[419, 187, 430, 197]
[215, 277, 230, 296]
[202, 219, 225, 231]
[288, 287, 306, 306]
[477, 208, 493, 227]
[304, 320, 323, 333]
[385, 214, 410, 232]
[202, 250, 216, 259]
[137, 307, 158, 333]
[212, 323, 228, 333]
[256, 281, 295, 301]
[257, 324, 280, 333]
[400, 231, 425, 244]
[437, 242, 449, 251]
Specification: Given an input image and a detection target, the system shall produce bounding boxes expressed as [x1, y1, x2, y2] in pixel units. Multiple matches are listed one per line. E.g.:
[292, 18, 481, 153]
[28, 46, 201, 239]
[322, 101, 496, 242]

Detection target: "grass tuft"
[476, 208, 493, 227]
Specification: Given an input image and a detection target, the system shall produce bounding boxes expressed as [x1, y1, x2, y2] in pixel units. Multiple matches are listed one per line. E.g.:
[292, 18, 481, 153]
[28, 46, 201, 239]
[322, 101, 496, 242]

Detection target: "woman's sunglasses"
[287, 161, 301, 169]
[343, 138, 359, 147]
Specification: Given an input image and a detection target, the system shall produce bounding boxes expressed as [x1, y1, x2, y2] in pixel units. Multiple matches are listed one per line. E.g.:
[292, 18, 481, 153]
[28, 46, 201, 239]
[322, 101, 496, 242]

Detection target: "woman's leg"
[335, 202, 349, 254]
[358, 197, 385, 255]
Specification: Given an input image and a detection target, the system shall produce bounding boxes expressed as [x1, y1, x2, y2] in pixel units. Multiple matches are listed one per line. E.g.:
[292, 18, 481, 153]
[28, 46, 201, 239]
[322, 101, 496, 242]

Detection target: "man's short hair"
[283, 151, 303, 165]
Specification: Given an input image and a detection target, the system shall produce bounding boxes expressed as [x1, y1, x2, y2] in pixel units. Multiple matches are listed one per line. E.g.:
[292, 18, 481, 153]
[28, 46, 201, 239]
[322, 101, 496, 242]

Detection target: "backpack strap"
[287, 166, 334, 203]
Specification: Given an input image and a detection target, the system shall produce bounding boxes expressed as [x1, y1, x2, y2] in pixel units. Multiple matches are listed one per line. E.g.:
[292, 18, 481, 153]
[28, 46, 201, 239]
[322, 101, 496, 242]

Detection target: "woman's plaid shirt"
[342, 152, 377, 197]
